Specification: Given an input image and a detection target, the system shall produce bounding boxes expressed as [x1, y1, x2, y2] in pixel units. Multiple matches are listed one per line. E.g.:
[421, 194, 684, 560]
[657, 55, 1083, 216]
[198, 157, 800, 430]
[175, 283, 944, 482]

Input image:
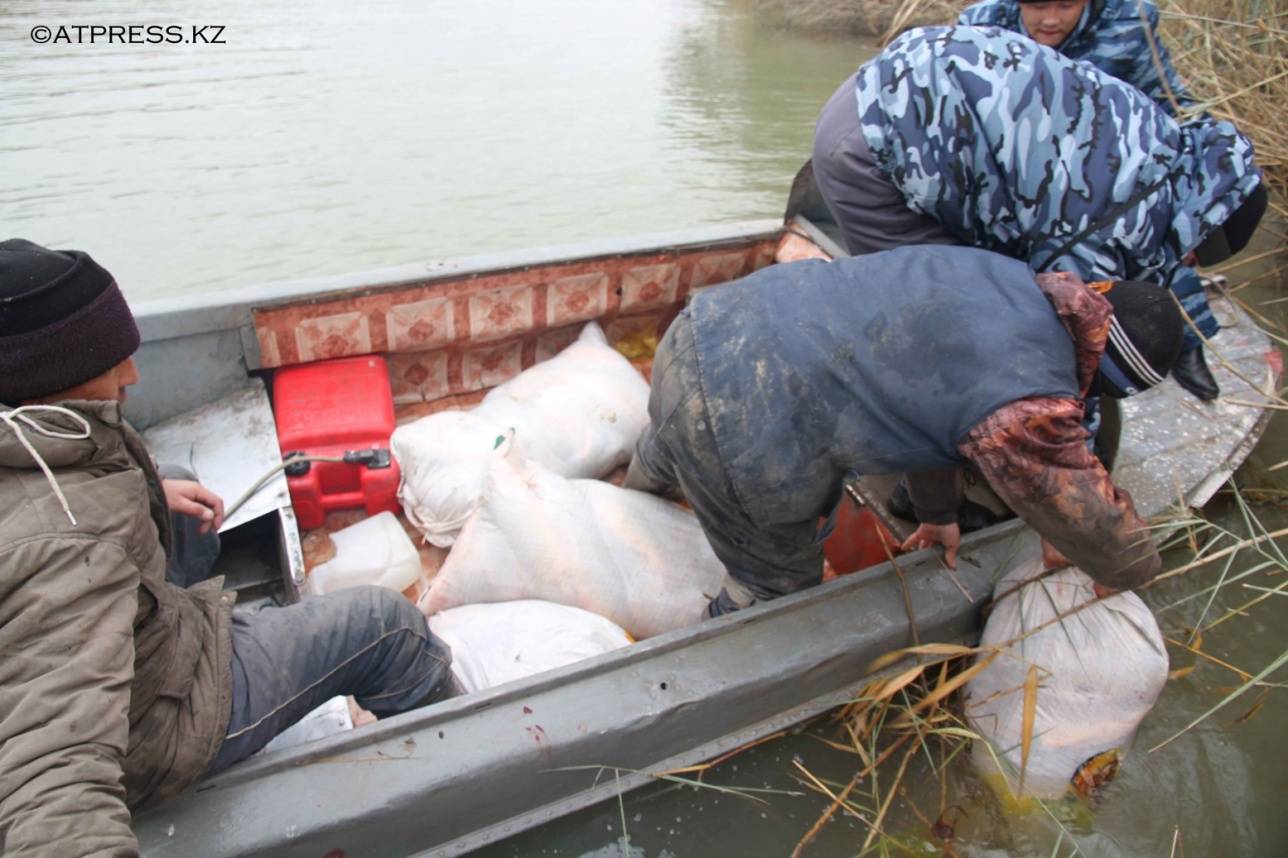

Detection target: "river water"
[3, 1, 1285, 856]
[1, 0, 861, 302]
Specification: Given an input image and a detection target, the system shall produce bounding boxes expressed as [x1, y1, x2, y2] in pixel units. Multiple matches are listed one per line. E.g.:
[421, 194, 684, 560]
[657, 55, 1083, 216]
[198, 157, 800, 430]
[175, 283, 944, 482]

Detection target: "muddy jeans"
[157, 469, 455, 773]
[208, 586, 455, 773]
[626, 312, 826, 616]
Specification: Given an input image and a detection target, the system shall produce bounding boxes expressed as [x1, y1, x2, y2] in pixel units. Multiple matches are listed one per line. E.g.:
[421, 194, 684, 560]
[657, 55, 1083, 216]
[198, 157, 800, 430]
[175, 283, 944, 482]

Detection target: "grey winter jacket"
[0, 400, 232, 857]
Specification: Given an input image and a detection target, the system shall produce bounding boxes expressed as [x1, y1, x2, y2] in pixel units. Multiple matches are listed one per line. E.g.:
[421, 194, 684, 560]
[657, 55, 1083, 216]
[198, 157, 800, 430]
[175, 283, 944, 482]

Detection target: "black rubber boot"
[1172, 346, 1220, 402]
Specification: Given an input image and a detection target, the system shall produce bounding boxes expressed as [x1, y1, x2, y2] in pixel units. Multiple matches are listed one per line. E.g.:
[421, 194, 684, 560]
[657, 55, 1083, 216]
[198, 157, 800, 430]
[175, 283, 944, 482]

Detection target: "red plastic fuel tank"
[822, 500, 901, 577]
[273, 355, 401, 530]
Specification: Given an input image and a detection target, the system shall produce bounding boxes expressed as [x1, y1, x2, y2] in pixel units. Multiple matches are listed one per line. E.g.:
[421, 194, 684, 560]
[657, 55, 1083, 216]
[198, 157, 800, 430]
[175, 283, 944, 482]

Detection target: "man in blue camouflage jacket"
[812, 25, 1267, 401]
[958, 0, 1194, 116]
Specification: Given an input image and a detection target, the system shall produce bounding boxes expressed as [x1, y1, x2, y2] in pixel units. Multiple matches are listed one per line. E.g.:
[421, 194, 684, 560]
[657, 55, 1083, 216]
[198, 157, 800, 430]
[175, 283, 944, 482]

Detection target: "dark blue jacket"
[687, 246, 1077, 525]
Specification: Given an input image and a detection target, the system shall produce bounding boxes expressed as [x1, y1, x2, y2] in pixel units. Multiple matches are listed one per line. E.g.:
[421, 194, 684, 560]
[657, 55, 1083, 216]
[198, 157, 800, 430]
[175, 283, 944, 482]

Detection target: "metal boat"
[130, 216, 1280, 856]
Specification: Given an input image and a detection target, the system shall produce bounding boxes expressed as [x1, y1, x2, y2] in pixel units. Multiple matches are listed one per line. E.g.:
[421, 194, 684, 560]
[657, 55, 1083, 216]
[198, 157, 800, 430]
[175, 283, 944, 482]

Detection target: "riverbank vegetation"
[747, 1, 1288, 854]
[756, 0, 1288, 196]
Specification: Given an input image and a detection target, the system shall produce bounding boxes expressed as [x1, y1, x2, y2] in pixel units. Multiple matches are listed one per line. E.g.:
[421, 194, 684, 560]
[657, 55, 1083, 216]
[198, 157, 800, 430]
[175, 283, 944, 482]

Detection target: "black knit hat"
[0, 239, 140, 403]
[1097, 280, 1185, 398]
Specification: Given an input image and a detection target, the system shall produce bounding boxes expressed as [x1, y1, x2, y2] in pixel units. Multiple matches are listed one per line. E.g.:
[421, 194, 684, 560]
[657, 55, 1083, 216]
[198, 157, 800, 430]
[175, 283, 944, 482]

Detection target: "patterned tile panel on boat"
[250, 235, 779, 370]
[388, 350, 451, 405]
[387, 296, 457, 352]
[256, 327, 282, 368]
[688, 250, 750, 295]
[547, 272, 611, 327]
[294, 311, 372, 363]
[461, 341, 525, 392]
[467, 282, 535, 344]
[620, 262, 681, 313]
[752, 241, 778, 270]
[536, 325, 584, 363]
[394, 390, 489, 425]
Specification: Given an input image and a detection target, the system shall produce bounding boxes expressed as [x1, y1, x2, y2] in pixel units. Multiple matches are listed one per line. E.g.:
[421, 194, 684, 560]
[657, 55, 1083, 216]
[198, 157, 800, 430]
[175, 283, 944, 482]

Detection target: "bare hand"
[1040, 538, 1071, 570]
[901, 522, 961, 569]
[162, 479, 225, 534]
[1092, 582, 1118, 599]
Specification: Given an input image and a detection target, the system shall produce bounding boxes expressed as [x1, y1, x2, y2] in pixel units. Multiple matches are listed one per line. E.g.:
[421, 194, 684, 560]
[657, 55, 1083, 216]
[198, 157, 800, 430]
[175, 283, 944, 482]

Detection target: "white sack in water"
[964, 560, 1168, 800]
[428, 600, 633, 694]
[391, 321, 650, 547]
[418, 456, 727, 639]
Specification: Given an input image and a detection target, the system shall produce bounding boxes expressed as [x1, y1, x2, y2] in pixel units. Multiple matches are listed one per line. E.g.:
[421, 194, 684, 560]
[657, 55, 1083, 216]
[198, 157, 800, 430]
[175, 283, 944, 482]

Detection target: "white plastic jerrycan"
[309, 511, 421, 596]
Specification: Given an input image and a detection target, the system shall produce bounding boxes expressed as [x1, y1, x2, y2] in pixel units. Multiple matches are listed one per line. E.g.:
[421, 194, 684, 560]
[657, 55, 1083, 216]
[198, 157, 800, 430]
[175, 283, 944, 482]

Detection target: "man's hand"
[162, 479, 225, 534]
[901, 522, 961, 568]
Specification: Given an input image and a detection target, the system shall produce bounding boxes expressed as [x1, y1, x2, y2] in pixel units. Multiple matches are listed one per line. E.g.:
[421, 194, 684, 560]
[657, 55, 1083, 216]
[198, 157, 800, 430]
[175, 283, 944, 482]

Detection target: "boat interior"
[127, 215, 1281, 855]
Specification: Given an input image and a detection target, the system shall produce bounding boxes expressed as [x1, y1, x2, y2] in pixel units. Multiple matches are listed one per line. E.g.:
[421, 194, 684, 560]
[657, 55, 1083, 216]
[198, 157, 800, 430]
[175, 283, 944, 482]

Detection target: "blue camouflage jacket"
[959, 0, 1195, 116]
[854, 26, 1261, 342]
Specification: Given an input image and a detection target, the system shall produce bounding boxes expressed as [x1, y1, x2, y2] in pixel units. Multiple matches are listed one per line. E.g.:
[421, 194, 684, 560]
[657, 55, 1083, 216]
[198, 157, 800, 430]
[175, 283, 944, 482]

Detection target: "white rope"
[1, 405, 91, 526]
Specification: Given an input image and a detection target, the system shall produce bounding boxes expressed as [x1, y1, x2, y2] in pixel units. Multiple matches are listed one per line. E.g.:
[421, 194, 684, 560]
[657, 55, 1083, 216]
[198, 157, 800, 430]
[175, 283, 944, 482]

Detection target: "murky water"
[3, 0, 1285, 855]
[1, 0, 864, 302]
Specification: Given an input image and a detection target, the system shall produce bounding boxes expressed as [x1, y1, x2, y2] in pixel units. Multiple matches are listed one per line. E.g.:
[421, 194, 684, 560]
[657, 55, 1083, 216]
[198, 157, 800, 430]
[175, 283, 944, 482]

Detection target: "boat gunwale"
[134, 518, 1013, 854]
[129, 219, 784, 345]
[184, 517, 1022, 791]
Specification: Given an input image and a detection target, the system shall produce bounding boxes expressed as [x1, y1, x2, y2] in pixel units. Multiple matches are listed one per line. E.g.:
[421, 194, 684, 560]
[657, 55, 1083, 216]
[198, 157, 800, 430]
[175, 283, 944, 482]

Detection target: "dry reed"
[752, 0, 962, 39]
[745, 2, 1288, 853]
[760, 0, 1288, 198]
[1164, 2, 1288, 186]
[785, 9, 1288, 846]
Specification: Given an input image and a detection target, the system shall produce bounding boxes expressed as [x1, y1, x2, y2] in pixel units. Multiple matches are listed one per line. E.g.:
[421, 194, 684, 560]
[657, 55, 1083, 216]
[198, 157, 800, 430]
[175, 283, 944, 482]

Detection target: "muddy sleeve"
[906, 469, 964, 525]
[960, 398, 1160, 590]
[0, 537, 139, 857]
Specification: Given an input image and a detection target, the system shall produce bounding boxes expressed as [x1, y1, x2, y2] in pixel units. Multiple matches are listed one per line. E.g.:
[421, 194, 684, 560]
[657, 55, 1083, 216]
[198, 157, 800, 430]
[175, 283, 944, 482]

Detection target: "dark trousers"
[160, 465, 223, 588]
[159, 467, 455, 772]
[209, 586, 454, 772]
[626, 313, 826, 615]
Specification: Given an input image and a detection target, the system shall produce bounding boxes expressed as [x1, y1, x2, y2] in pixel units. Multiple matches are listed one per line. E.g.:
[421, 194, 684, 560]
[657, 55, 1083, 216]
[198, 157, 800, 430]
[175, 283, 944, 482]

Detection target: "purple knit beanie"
[0, 239, 140, 403]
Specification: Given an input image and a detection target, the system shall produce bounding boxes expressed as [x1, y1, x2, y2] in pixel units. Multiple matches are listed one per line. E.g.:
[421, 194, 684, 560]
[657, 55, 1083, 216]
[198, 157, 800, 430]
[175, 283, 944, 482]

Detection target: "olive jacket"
[0, 400, 232, 857]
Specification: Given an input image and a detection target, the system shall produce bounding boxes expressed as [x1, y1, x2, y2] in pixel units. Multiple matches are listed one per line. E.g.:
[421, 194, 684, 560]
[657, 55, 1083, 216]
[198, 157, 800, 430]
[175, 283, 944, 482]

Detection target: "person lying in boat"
[957, 0, 1196, 116]
[811, 25, 1267, 403]
[624, 245, 1181, 615]
[0, 239, 457, 856]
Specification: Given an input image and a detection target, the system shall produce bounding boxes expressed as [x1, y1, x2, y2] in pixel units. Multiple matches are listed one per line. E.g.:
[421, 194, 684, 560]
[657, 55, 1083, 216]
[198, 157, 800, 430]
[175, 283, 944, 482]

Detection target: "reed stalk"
[749, 1, 1288, 852]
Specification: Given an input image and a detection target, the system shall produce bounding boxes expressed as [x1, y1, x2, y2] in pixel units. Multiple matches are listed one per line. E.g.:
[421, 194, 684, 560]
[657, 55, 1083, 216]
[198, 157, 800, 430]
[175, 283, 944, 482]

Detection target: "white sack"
[260, 696, 353, 755]
[428, 600, 633, 694]
[392, 322, 650, 546]
[418, 457, 727, 639]
[391, 410, 518, 545]
[964, 560, 1169, 799]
